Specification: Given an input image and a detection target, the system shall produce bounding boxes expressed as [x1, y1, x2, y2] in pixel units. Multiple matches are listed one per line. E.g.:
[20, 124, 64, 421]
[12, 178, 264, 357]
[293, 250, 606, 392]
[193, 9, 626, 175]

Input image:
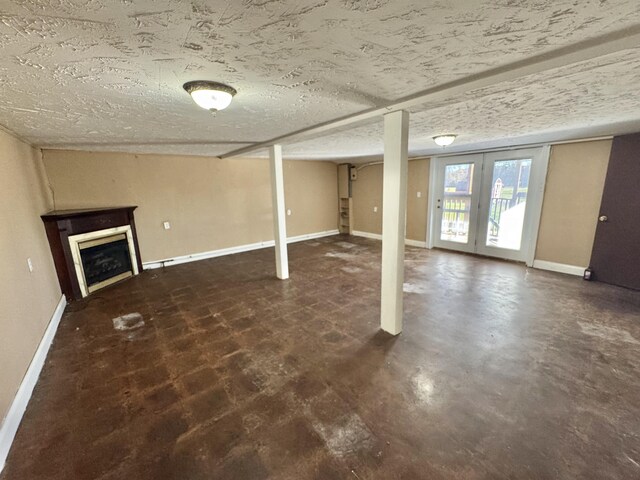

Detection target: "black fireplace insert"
[80, 238, 132, 288]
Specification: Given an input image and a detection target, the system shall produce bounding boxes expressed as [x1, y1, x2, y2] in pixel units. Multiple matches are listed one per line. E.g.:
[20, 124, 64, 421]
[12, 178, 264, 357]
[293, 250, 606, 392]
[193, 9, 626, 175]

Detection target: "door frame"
[431, 154, 484, 254]
[427, 145, 550, 267]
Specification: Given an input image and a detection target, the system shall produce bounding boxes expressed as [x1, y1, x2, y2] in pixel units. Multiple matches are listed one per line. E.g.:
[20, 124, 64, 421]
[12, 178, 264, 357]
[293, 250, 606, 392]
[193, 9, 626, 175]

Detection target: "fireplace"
[68, 226, 139, 297]
[81, 236, 132, 289]
[42, 207, 142, 300]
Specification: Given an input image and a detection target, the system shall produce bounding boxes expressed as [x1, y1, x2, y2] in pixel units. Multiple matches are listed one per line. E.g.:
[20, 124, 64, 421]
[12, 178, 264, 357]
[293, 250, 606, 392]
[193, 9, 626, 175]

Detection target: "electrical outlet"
[373, 206, 378, 213]
[287, 209, 292, 216]
[163, 221, 171, 230]
[27, 257, 33, 272]
[417, 191, 422, 198]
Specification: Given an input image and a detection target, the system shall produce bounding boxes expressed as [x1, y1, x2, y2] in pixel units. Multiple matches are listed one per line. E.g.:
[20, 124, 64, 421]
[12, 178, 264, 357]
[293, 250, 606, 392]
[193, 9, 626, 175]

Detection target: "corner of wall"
[35, 148, 56, 212]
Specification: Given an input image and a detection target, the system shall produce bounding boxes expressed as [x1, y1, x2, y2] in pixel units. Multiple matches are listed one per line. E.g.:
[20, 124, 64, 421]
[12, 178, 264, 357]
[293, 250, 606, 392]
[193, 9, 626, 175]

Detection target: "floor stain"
[341, 266, 363, 274]
[577, 321, 639, 345]
[325, 251, 358, 260]
[336, 241, 357, 249]
[311, 413, 375, 458]
[112, 312, 145, 331]
[403, 282, 427, 294]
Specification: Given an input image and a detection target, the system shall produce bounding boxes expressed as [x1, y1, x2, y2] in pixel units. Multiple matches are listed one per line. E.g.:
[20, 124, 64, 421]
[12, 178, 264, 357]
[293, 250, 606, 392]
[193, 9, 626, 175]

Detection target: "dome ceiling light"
[183, 81, 237, 112]
[433, 134, 457, 147]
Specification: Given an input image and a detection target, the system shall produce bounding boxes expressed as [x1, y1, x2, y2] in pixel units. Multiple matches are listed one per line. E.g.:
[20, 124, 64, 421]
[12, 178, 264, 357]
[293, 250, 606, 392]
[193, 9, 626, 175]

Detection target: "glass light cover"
[190, 89, 234, 111]
[433, 135, 457, 147]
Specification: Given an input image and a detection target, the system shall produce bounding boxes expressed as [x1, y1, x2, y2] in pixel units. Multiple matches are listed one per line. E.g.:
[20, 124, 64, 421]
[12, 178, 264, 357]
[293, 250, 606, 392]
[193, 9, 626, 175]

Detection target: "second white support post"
[269, 144, 289, 280]
[380, 110, 409, 335]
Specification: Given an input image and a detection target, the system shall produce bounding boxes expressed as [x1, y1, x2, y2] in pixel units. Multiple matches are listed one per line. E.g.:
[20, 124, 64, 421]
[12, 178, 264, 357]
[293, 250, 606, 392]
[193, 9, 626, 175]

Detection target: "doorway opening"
[428, 147, 549, 265]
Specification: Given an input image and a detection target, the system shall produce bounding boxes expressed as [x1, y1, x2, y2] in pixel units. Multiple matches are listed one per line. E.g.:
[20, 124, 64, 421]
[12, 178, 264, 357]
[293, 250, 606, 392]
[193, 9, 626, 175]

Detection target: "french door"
[431, 147, 549, 264]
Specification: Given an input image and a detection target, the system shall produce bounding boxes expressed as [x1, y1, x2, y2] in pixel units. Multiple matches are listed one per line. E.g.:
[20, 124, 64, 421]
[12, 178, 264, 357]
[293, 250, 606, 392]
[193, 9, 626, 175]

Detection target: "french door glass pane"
[440, 163, 474, 244]
[486, 159, 532, 250]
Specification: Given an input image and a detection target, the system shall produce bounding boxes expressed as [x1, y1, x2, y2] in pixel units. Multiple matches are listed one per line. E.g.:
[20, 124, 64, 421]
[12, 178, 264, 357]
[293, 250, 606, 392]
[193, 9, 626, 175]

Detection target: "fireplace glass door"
[79, 233, 133, 293]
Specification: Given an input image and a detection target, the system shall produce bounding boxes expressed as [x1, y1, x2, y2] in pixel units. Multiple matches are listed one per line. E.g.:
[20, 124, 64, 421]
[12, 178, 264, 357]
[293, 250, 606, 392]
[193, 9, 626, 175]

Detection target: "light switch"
[373, 206, 378, 213]
[287, 209, 291, 216]
[417, 191, 422, 198]
[27, 257, 33, 272]
[163, 221, 171, 230]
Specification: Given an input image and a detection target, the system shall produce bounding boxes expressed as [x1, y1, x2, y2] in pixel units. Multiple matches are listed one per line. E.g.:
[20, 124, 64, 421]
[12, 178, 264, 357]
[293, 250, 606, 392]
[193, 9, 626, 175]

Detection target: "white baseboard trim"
[532, 260, 586, 277]
[405, 239, 428, 248]
[0, 294, 66, 473]
[143, 240, 275, 269]
[143, 229, 340, 270]
[352, 230, 427, 248]
[352, 230, 382, 240]
[288, 229, 340, 244]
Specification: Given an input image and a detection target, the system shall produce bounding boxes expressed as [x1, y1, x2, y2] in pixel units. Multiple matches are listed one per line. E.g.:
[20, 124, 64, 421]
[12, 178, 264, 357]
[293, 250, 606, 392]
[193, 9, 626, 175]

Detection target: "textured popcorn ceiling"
[1, 0, 640, 159]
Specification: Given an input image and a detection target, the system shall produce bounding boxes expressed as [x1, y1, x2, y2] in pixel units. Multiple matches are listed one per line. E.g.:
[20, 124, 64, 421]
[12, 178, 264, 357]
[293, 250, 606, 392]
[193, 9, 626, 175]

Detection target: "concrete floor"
[2, 235, 639, 479]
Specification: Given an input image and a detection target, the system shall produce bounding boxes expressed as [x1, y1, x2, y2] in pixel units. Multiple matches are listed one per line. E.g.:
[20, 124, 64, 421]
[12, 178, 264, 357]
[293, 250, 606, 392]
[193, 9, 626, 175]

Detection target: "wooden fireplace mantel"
[41, 206, 143, 301]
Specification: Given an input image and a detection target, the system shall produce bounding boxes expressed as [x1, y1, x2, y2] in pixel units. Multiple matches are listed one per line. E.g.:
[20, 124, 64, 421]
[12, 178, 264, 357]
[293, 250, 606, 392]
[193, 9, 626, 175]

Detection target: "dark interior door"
[590, 133, 640, 290]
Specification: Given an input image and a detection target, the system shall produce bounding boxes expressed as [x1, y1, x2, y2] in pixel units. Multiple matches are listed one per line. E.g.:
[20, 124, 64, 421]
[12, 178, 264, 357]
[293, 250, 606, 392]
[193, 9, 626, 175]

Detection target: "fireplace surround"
[68, 226, 139, 297]
[41, 207, 142, 300]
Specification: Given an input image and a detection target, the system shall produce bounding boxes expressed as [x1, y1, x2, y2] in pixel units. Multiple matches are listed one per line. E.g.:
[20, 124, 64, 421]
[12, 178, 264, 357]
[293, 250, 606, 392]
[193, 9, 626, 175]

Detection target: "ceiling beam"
[38, 141, 255, 148]
[220, 24, 640, 159]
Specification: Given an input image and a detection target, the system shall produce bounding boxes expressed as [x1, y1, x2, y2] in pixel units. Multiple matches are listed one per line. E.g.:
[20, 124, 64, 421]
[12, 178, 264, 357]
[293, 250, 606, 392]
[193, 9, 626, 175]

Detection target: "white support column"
[269, 144, 289, 280]
[380, 110, 409, 335]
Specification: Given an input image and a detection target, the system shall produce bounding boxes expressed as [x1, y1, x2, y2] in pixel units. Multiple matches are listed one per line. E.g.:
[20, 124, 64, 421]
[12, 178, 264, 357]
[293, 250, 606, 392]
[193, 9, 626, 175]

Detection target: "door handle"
[599, 215, 608, 222]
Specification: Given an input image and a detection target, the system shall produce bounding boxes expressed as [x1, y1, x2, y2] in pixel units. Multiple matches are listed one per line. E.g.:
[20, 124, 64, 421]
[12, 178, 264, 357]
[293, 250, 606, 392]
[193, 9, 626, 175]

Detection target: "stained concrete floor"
[2, 235, 639, 479]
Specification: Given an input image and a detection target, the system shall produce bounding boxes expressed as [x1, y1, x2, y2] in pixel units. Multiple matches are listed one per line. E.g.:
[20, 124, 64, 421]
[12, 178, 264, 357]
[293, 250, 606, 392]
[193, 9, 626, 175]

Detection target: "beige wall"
[536, 140, 612, 267]
[283, 160, 338, 237]
[337, 164, 349, 199]
[351, 144, 611, 264]
[352, 163, 383, 235]
[406, 159, 430, 242]
[41, 150, 338, 263]
[352, 158, 430, 242]
[0, 130, 61, 424]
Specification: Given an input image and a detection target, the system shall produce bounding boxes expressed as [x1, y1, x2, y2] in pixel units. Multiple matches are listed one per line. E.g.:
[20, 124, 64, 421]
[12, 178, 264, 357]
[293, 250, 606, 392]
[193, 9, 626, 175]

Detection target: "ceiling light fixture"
[183, 81, 237, 112]
[433, 134, 457, 147]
